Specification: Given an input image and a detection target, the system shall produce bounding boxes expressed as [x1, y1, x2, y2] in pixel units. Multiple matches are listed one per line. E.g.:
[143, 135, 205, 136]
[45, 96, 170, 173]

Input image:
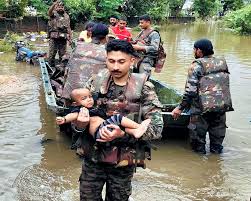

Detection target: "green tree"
[222, 0, 244, 14]
[0, 0, 7, 10]
[94, 0, 124, 20]
[122, 0, 185, 20]
[28, 0, 50, 17]
[5, 0, 28, 18]
[224, 4, 251, 34]
[168, 0, 186, 16]
[64, 0, 96, 23]
[193, 0, 221, 19]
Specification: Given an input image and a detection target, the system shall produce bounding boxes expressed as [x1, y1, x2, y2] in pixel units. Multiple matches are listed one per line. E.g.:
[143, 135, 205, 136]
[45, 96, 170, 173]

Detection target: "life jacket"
[92, 69, 148, 121]
[195, 57, 234, 113]
[90, 69, 150, 167]
[134, 29, 166, 73]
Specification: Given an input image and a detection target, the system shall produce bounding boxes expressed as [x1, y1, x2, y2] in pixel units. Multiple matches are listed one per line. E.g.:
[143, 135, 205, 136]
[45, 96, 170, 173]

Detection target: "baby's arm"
[56, 112, 79, 125]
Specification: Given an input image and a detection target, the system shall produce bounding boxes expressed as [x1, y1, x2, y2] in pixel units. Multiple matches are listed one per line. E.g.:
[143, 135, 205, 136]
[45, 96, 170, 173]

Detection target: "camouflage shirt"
[178, 60, 202, 114]
[136, 29, 160, 63]
[86, 76, 164, 141]
[48, 11, 71, 34]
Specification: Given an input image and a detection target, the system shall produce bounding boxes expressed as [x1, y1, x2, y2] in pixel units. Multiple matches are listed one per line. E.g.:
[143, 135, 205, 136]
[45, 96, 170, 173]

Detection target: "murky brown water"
[0, 22, 251, 201]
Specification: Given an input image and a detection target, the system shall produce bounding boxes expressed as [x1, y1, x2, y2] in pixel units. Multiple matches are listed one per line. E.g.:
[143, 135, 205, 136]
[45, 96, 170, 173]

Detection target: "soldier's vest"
[91, 69, 150, 167]
[93, 69, 148, 121]
[48, 12, 69, 39]
[134, 29, 166, 73]
[195, 57, 234, 114]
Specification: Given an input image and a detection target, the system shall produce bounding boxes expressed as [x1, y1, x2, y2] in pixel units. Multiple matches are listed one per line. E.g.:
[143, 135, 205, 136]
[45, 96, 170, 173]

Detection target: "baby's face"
[77, 92, 94, 108]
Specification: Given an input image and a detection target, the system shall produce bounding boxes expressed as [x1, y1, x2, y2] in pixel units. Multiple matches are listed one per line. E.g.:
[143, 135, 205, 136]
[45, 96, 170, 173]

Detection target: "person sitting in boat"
[56, 88, 151, 140]
[78, 21, 95, 43]
[112, 16, 132, 42]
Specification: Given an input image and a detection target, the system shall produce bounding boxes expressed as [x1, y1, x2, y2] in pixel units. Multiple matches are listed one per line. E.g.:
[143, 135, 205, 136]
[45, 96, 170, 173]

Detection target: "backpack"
[154, 31, 166, 73]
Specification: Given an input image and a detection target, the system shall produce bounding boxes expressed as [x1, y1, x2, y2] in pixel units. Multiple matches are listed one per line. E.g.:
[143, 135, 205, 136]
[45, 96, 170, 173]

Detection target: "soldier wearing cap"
[172, 38, 233, 154]
[48, 1, 71, 67]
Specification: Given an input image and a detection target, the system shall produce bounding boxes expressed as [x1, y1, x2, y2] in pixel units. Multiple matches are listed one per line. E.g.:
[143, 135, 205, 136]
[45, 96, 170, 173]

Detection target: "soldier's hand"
[56, 116, 65, 125]
[172, 107, 182, 120]
[96, 124, 125, 142]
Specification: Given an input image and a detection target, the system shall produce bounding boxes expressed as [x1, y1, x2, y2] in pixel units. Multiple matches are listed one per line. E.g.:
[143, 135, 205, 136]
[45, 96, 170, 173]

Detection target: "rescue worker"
[172, 38, 234, 154]
[78, 39, 163, 200]
[48, 1, 71, 67]
[132, 14, 160, 75]
[62, 23, 109, 155]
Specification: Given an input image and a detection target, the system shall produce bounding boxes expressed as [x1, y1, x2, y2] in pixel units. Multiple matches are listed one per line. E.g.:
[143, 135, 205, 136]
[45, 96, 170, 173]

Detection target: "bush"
[0, 40, 13, 52]
[224, 5, 251, 34]
[64, 0, 96, 23]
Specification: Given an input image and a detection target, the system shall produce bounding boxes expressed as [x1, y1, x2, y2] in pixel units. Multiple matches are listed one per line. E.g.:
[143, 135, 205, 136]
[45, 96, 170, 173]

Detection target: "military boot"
[210, 144, 223, 154]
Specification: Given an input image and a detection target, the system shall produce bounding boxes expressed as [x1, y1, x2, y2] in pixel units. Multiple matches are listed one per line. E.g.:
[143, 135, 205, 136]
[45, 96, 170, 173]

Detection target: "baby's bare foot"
[134, 119, 151, 138]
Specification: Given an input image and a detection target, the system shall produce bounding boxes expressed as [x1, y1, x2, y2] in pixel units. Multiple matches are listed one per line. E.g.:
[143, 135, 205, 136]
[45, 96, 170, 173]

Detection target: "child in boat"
[56, 88, 151, 140]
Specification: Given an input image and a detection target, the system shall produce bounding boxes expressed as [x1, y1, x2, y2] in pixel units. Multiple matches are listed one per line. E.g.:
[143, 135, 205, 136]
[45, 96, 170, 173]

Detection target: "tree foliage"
[169, 0, 186, 16]
[28, 0, 50, 18]
[224, 4, 251, 34]
[64, 0, 96, 22]
[193, 0, 221, 19]
[222, 0, 244, 14]
[95, 0, 124, 20]
[3, 0, 29, 18]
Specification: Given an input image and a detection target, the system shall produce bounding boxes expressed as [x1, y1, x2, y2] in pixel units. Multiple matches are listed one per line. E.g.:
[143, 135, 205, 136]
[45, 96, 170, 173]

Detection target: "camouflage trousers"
[188, 112, 226, 152]
[79, 160, 134, 201]
[48, 38, 67, 66]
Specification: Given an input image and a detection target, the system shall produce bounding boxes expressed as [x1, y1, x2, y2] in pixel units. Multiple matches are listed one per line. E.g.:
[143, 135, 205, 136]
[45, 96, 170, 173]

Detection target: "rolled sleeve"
[179, 61, 203, 110]
[140, 81, 163, 140]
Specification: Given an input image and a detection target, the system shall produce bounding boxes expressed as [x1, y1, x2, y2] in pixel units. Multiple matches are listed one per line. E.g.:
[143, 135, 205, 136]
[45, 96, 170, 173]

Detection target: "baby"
[56, 88, 151, 140]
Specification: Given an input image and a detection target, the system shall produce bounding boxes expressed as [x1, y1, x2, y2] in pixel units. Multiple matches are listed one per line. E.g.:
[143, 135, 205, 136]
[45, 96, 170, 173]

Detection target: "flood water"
[0, 23, 251, 201]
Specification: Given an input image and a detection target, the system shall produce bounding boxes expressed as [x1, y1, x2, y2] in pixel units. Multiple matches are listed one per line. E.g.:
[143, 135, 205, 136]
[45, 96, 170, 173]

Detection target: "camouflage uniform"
[79, 69, 163, 201]
[135, 29, 160, 74]
[178, 57, 233, 153]
[62, 40, 107, 151]
[48, 11, 71, 66]
[62, 40, 106, 100]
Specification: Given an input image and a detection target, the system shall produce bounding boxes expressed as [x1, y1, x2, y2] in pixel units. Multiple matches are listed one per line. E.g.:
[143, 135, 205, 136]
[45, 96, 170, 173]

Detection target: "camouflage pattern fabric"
[86, 70, 164, 141]
[48, 38, 67, 66]
[134, 30, 160, 74]
[196, 57, 234, 113]
[48, 11, 71, 35]
[62, 42, 107, 100]
[79, 160, 134, 201]
[80, 71, 163, 200]
[178, 56, 233, 115]
[188, 112, 226, 153]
